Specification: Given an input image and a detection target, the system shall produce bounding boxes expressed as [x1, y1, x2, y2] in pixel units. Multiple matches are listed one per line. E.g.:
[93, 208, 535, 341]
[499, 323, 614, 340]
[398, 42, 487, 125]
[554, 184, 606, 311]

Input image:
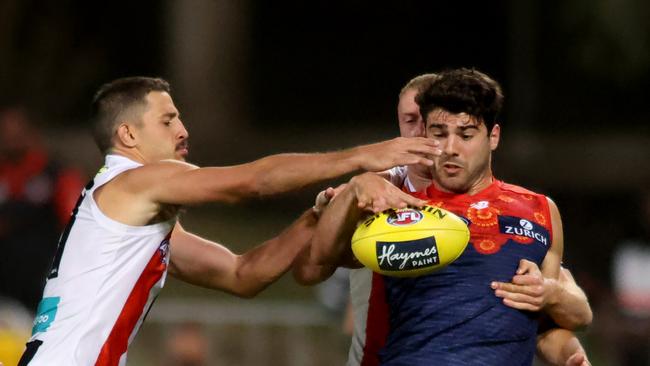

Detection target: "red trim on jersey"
[95, 236, 169, 366]
[361, 273, 390, 366]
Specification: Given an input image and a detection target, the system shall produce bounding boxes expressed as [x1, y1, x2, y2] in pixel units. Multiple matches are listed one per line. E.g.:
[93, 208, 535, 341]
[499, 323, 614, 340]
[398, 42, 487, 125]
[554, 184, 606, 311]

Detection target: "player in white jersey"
[295, 73, 593, 366]
[19, 76, 440, 366]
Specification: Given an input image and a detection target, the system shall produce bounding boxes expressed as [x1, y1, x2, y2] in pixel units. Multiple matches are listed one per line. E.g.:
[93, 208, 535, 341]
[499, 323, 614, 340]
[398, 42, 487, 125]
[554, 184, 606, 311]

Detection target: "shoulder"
[496, 180, 547, 199]
[109, 159, 199, 194]
[495, 180, 557, 217]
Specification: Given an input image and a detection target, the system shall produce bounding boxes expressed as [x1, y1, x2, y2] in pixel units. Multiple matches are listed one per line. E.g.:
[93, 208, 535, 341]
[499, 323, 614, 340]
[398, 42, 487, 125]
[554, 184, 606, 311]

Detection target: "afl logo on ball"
[387, 209, 423, 226]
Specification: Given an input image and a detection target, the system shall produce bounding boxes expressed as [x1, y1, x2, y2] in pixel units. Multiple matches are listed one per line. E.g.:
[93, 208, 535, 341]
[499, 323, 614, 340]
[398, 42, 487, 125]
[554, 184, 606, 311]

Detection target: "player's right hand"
[350, 172, 427, 213]
[358, 137, 442, 172]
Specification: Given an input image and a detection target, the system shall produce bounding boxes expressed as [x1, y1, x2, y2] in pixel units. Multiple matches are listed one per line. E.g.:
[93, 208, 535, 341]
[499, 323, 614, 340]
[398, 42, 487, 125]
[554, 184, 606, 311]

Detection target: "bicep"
[123, 160, 259, 206]
[168, 223, 240, 292]
[541, 197, 563, 279]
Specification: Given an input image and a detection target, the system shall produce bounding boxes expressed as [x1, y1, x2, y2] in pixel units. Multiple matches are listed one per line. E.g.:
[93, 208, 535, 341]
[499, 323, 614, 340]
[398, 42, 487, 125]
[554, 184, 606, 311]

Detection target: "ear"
[115, 123, 137, 148]
[489, 124, 500, 151]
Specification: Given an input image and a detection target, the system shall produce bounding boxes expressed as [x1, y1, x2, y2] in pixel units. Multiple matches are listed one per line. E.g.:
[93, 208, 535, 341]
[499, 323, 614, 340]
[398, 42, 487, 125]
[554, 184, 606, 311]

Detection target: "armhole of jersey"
[87, 164, 174, 235]
[18, 340, 43, 366]
[540, 196, 554, 249]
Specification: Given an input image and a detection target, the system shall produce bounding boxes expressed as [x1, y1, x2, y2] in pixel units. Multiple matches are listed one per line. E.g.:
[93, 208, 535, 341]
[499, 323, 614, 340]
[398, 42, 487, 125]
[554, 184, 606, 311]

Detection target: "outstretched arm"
[135, 137, 439, 205]
[168, 208, 318, 298]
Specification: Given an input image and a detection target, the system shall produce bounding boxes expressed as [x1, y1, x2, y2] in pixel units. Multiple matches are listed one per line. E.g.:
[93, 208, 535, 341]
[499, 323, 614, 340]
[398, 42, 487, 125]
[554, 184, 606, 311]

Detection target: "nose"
[178, 120, 189, 140]
[441, 134, 458, 156]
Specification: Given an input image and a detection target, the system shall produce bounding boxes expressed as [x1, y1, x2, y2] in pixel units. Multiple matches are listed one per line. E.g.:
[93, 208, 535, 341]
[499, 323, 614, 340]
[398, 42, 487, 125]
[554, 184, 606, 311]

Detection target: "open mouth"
[442, 162, 462, 175]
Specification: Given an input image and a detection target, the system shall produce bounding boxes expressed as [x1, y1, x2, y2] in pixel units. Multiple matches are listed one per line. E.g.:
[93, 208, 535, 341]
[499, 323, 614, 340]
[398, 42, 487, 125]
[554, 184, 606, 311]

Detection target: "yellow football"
[351, 205, 470, 277]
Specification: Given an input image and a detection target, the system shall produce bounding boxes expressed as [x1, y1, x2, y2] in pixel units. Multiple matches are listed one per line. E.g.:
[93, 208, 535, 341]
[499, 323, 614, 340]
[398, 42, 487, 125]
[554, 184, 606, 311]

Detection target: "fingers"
[394, 137, 442, 158]
[324, 187, 336, 200]
[516, 259, 542, 275]
[403, 154, 435, 167]
[495, 290, 544, 311]
[313, 188, 332, 215]
[511, 274, 543, 286]
[356, 192, 427, 213]
[492, 282, 544, 298]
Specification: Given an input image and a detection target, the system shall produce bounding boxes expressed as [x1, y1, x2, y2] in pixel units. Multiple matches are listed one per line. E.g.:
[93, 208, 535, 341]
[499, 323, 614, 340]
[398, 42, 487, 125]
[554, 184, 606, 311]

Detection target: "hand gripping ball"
[351, 205, 470, 277]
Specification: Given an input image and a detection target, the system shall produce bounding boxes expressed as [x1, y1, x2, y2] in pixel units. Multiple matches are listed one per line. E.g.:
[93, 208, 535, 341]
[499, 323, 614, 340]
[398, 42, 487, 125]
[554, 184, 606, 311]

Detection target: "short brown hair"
[91, 77, 171, 154]
[399, 73, 440, 98]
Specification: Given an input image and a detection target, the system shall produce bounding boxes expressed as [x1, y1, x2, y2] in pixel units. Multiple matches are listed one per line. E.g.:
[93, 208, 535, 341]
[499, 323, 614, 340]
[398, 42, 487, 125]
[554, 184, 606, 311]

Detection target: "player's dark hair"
[416, 68, 503, 133]
[91, 76, 171, 155]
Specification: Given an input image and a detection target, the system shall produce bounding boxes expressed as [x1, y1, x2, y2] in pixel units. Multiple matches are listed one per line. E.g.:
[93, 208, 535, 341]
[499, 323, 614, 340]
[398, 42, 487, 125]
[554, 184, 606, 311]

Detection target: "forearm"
[233, 209, 319, 297]
[310, 185, 363, 265]
[169, 209, 318, 297]
[537, 328, 587, 365]
[249, 151, 363, 196]
[544, 277, 593, 330]
[292, 247, 338, 285]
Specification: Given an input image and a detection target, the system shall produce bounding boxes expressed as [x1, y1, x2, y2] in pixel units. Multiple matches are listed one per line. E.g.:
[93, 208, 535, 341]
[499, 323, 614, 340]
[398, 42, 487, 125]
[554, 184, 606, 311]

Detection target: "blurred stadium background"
[1, 0, 649, 365]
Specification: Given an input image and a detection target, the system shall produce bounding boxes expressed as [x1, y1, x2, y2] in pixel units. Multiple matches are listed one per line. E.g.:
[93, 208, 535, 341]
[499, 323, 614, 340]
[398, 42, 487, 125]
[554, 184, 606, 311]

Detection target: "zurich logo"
[519, 219, 533, 230]
[387, 209, 423, 226]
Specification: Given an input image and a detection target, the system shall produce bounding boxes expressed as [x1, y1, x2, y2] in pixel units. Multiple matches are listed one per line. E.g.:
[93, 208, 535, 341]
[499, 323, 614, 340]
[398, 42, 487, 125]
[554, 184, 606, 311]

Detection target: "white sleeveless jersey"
[347, 268, 374, 366]
[25, 155, 175, 366]
[347, 166, 413, 366]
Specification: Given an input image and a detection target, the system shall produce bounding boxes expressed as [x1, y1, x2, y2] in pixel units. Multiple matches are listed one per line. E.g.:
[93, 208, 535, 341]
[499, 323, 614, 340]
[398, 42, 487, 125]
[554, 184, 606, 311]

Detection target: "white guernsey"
[27, 155, 174, 366]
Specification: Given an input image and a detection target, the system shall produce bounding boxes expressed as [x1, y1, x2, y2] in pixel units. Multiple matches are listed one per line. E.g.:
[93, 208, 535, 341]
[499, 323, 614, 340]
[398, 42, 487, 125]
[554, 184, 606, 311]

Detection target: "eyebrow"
[428, 123, 480, 131]
[459, 125, 480, 131]
[161, 111, 178, 120]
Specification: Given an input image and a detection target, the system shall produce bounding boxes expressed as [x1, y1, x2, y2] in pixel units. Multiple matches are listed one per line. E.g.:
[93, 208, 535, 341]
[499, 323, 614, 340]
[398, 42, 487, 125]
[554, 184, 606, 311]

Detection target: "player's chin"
[175, 150, 189, 161]
[438, 177, 469, 193]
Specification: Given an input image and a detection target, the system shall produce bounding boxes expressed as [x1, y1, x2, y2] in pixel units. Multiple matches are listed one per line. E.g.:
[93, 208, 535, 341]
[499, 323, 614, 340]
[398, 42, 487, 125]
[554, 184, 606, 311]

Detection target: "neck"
[433, 169, 494, 196]
[406, 165, 433, 192]
[107, 146, 147, 164]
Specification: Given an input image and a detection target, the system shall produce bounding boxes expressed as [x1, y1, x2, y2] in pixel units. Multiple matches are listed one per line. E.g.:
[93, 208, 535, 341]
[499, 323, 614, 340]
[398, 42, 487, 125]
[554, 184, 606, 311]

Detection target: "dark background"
[1, 1, 649, 364]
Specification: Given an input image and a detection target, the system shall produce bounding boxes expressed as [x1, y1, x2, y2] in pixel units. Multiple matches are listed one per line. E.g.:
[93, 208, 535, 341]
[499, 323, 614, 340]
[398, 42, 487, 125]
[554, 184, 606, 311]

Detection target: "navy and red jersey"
[360, 179, 553, 366]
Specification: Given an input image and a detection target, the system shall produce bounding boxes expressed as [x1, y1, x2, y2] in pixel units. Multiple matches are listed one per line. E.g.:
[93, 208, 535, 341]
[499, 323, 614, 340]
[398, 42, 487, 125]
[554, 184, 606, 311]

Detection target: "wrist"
[347, 145, 367, 171]
[543, 277, 562, 309]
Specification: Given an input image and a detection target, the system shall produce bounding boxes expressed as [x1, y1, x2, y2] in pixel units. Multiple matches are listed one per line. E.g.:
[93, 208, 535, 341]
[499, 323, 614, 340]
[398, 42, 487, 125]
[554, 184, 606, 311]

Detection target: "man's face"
[133, 91, 189, 162]
[397, 88, 424, 138]
[425, 108, 499, 193]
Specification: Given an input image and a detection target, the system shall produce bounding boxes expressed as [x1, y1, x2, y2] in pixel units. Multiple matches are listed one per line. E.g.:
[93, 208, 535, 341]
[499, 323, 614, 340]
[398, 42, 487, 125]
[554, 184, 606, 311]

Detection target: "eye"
[461, 134, 474, 140]
[163, 120, 172, 126]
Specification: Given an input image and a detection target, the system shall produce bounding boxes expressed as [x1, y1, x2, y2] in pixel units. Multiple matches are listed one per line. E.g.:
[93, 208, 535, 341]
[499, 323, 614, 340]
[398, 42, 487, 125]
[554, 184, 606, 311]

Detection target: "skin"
[295, 90, 591, 365]
[396, 88, 433, 191]
[94, 90, 437, 297]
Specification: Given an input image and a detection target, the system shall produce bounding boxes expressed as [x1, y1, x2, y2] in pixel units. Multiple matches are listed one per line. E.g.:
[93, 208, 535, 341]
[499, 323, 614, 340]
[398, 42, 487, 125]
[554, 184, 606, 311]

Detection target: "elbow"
[292, 266, 325, 286]
[233, 287, 260, 299]
[560, 309, 593, 331]
[229, 279, 267, 299]
[577, 308, 593, 329]
[570, 301, 594, 330]
[310, 238, 343, 266]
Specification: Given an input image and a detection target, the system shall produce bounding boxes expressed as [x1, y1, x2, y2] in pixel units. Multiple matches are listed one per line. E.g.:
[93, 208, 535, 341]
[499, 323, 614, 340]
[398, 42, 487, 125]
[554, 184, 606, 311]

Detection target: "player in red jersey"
[297, 69, 592, 365]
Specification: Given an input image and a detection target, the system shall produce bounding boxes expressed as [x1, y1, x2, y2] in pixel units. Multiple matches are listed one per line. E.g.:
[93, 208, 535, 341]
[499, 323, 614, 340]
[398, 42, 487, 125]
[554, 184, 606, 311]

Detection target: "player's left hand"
[491, 259, 559, 312]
